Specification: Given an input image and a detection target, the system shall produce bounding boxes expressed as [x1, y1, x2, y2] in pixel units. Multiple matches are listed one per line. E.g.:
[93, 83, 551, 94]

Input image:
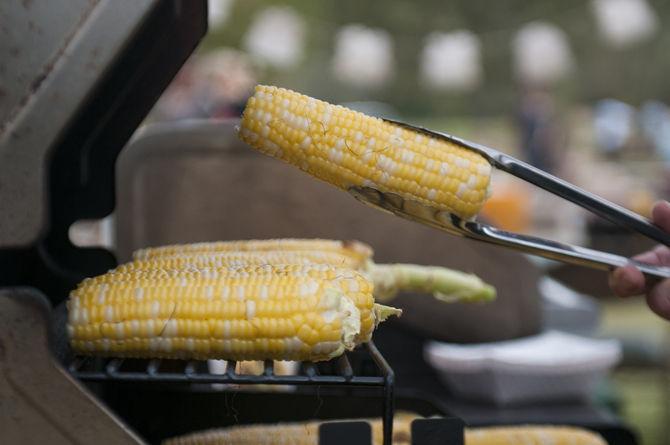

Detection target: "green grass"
[611, 369, 669, 445]
[600, 299, 670, 445]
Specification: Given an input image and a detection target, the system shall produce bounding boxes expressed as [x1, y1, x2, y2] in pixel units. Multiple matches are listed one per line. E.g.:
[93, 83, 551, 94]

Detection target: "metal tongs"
[347, 119, 670, 279]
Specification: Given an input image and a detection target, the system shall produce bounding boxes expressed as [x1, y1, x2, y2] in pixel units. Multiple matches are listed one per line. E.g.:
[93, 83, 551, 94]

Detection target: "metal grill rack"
[69, 342, 396, 445]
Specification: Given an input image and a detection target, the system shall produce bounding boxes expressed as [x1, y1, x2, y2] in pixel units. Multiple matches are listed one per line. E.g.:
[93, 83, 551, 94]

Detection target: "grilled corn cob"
[134, 239, 371, 267]
[163, 418, 606, 445]
[67, 264, 400, 361]
[129, 239, 495, 303]
[238, 85, 492, 220]
[464, 426, 607, 445]
[163, 413, 417, 445]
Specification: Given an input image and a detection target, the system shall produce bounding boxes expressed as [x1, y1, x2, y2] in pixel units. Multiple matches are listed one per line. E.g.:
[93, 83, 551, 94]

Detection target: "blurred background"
[121, 0, 670, 442]
[151, 0, 670, 239]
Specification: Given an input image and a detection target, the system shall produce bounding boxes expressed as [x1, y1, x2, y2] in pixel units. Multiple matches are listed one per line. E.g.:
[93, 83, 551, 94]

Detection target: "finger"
[652, 201, 670, 233]
[609, 265, 646, 297]
[633, 245, 670, 266]
[647, 279, 670, 321]
[633, 250, 662, 264]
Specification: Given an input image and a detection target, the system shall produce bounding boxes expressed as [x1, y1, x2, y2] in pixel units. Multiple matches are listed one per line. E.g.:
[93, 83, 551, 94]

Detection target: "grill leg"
[382, 375, 395, 445]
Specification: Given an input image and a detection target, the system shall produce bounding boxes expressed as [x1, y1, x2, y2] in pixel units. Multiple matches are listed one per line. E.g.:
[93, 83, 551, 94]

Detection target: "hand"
[609, 201, 670, 320]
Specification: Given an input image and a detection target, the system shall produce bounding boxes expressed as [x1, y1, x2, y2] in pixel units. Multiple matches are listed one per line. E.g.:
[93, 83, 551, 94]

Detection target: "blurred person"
[638, 101, 670, 200]
[151, 63, 206, 121]
[593, 99, 635, 160]
[152, 49, 257, 121]
[610, 200, 670, 320]
[517, 85, 561, 174]
[639, 100, 670, 163]
[195, 49, 257, 119]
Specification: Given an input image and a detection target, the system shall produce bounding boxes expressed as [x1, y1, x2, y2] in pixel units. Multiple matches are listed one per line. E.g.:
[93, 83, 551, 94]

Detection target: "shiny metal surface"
[0, 288, 143, 444]
[375, 119, 670, 278]
[349, 184, 670, 279]
[385, 118, 670, 247]
[0, 0, 158, 247]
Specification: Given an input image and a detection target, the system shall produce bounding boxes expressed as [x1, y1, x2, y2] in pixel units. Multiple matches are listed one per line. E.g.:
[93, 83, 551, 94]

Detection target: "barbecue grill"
[0, 1, 460, 443]
[0, 1, 640, 444]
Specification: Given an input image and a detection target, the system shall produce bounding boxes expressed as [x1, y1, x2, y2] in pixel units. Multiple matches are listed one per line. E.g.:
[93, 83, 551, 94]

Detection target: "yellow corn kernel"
[121, 250, 362, 272]
[127, 239, 495, 304]
[239, 85, 492, 220]
[464, 426, 608, 445]
[134, 238, 372, 265]
[67, 264, 397, 361]
[162, 420, 606, 445]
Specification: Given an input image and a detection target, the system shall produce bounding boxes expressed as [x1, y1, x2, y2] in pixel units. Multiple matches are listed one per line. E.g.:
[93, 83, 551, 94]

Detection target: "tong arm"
[383, 118, 670, 247]
[348, 186, 670, 280]
[461, 219, 670, 279]
[487, 151, 670, 247]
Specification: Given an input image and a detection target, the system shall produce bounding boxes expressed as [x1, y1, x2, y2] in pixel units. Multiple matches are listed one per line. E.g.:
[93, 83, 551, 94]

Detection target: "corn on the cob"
[464, 426, 607, 445]
[163, 413, 417, 445]
[134, 239, 372, 266]
[126, 250, 361, 270]
[67, 264, 400, 361]
[238, 85, 492, 220]
[162, 418, 606, 445]
[81, 264, 376, 318]
[129, 239, 495, 303]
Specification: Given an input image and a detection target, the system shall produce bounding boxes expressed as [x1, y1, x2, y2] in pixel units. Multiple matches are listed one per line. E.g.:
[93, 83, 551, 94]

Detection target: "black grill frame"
[69, 342, 395, 445]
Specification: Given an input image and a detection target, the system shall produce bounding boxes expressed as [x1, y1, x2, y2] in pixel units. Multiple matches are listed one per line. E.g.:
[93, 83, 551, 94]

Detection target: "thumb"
[652, 201, 670, 233]
[646, 279, 670, 321]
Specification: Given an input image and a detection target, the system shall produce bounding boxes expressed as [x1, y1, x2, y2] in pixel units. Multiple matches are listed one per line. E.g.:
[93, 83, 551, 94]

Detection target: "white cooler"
[425, 330, 621, 405]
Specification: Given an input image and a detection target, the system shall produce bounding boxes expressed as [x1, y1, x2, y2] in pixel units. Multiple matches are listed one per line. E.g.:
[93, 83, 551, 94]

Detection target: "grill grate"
[69, 342, 395, 445]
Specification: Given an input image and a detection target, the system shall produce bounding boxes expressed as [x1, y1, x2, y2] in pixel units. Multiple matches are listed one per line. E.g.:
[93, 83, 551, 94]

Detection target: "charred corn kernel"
[162, 418, 606, 445]
[127, 239, 495, 303]
[67, 264, 398, 361]
[134, 238, 372, 265]
[238, 85, 492, 220]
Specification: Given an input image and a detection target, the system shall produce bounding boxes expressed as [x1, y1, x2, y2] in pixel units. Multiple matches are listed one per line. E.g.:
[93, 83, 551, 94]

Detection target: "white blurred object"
[512, 21, 574, 85]
[69, 215, 115, 250]
[425, 331, 621, 405]
[639, 100, 670, 164]
[529, 185, 588, 248]
[207, 360, 299, 392]
[568, 148, 653, 210]
[539, 277, 600, 336]
[593, 99, 634, 155]
[243, 6, 305, 69]
[420, 30, 482, 92]
[208, 0, 234, 28]
[333, 24, 394, 88]
[591, 0, 658, 48]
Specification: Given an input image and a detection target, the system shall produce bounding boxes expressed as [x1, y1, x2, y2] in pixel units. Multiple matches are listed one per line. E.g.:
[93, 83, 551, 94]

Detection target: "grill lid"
[0, 0, 207, 300]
